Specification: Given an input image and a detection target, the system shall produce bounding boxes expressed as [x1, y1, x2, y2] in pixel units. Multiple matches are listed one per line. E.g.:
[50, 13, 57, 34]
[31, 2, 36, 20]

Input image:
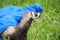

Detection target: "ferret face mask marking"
[31, 12, 40, 19]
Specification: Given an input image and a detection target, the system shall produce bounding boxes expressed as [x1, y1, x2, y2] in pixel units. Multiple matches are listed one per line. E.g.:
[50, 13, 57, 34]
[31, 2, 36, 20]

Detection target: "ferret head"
[31, 12, 40, 19]
[22, 12, 40, 22]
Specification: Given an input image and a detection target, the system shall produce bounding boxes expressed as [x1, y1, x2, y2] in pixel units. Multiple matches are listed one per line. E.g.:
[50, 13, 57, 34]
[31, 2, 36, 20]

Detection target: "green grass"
[0, 0, 60, 40]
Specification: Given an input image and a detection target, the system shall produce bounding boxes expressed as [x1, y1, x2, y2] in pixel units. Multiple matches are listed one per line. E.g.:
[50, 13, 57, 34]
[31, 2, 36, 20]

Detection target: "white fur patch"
[37, 13, 40, 17]
[31, 12, 35, 19]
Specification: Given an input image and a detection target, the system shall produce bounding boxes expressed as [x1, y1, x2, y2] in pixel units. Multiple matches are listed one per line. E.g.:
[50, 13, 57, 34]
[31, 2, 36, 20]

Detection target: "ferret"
[1, 12, 40, 40]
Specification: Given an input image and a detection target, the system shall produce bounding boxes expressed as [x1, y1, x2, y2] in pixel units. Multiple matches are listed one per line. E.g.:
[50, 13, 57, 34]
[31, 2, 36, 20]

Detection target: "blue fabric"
[0, 4, 43, 39]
